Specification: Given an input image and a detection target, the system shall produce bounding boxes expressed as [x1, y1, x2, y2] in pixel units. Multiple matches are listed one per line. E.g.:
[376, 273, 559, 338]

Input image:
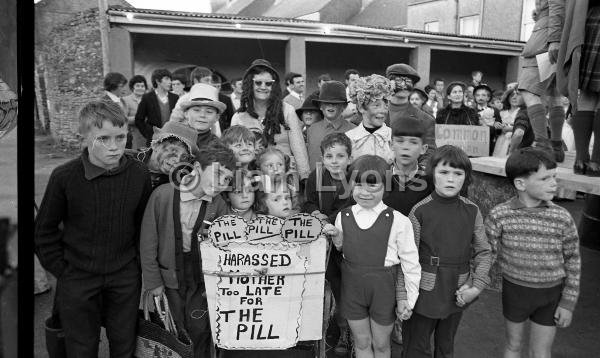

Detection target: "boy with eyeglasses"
[35, 100, 152, 357]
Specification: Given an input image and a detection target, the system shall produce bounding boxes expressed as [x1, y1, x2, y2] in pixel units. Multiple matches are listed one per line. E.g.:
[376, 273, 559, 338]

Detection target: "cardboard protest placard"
[201, 214, 327, 349]
[208, 215, 247, 246]
[435, 124, 490, 157]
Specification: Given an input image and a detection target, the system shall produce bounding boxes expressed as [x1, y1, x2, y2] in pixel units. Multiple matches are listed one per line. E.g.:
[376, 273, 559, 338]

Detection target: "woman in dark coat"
[435, 81, 479, 126]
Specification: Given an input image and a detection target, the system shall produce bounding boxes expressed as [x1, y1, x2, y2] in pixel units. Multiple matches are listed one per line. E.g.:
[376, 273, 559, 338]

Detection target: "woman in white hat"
[231, 59, 310, 180]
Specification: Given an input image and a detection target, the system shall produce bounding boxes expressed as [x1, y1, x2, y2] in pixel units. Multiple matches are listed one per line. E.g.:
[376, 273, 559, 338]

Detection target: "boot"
[334, 326, 350, 355]
[551, 140, 565, 163]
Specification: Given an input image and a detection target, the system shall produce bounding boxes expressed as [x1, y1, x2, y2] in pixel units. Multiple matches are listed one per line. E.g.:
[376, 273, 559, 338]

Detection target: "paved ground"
[31, 134, 600, 357]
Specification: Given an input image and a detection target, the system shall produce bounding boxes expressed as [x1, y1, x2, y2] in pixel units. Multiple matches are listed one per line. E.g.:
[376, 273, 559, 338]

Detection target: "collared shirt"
[392, 162, 420, 183]
[288, 90, 303, 101]
[81, 148, 125, 180]
[508, 196, 551, 210]
[345, 123, 394, 163]
[230, 92, 241, 110]
[105, 91, 121, 103]
[334, 202, 421, 308]
[306, 117, 356, 170]
[179, 171, 212, 252]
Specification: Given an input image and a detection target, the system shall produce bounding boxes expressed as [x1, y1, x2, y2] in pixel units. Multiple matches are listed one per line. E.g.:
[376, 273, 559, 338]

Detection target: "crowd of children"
[34, 58, 582, 358]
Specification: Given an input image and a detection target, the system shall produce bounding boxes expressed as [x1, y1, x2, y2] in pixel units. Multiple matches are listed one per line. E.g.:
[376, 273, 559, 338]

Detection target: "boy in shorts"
[485, 147, 581, 358]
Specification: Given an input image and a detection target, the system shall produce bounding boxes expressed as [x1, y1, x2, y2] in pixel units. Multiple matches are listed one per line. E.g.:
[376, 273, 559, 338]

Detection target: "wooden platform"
[471, 156, 600, 196]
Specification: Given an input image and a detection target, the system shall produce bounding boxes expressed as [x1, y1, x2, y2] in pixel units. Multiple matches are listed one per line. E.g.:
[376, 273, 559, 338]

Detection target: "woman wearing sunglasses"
[230, 59, 310, 181]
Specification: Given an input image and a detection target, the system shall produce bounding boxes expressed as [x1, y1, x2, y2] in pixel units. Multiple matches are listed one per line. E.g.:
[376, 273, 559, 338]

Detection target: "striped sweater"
[485, 196, 581, 311]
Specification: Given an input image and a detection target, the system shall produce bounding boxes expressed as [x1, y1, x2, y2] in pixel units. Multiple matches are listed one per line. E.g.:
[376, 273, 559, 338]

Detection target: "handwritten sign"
[246, 216, 283, 242]
[435, 124, 490, 157]
[281, 214, 323, 243]
[208, 215, 247, 246]
[201, 214, 327, 349]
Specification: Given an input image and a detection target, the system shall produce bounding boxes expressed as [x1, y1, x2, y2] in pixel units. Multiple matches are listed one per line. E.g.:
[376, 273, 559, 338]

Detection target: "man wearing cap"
[180, 84, 226, 150]
[306, 81, 356, 170]
[385, 63, 436, 166]
[128, 120, 199, 190]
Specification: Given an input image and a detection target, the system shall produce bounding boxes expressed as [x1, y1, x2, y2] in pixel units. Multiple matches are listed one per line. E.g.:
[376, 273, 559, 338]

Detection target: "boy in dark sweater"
[485, 148, 580, 358]
[383, 116, 434, 345]
[302, 132, 355, 355]
[384, 116, 433, 217]
[141, 143, 236, 358]
[34, 101, 152, 357]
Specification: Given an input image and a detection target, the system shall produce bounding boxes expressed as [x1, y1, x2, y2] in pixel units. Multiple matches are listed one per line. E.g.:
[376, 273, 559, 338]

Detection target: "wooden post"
[98, 0, 110, 75]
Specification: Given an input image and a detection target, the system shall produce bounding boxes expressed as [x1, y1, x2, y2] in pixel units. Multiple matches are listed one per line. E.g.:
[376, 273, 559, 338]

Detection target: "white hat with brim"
[180, 83, 226, 113]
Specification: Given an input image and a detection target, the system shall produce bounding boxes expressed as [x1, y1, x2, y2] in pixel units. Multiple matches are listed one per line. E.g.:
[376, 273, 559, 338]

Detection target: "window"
[459, 15, 480, 36]
[424, 21, 439, 32]
[521, 0, 536, 41]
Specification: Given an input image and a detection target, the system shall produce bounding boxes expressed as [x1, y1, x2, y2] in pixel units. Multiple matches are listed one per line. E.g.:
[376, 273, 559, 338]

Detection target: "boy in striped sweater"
[485, 147, 581, 358]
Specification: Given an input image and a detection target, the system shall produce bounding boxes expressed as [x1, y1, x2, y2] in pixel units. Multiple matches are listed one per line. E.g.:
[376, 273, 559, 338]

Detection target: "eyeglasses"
[93, 134, 127, 149]
[253, 80, 275, 87]
[389, 76, 413, 85]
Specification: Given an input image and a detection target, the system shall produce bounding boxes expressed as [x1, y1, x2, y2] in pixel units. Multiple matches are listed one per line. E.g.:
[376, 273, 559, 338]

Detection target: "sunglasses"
[253, 80, 275, 87]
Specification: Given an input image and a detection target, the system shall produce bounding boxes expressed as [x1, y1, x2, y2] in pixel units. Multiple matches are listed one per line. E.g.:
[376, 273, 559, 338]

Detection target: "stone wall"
[39, 8, 104, 147]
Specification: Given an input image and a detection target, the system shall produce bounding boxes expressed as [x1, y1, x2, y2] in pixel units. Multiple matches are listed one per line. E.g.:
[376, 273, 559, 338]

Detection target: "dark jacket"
[436, 104, 480, 126]
[218, 93, 236, 132]
[513, 107, 535, 149]
[384, 165, 433, 217]
[135, 90, 179, 142]
[302, 167, 354, 223]
[556, 0, 586, 111]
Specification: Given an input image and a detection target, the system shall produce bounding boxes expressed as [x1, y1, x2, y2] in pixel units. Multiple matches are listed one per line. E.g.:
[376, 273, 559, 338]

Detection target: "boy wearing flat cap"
[306, 81, 356, 170]
[385, 63, 436, 167]
[129, 120, 200, 190]
[181, 83, 226, 150]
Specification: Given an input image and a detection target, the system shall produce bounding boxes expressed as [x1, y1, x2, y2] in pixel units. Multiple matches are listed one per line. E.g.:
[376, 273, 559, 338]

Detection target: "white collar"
[353, 201, 387, 216]
[105, 91, 121, 103]
[179, 171, 212, 202]
[288, 91, 302, 100]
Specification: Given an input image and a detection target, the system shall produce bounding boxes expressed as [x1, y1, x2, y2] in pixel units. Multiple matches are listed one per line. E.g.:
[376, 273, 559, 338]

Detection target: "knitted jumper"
[485, 196, 581, 311]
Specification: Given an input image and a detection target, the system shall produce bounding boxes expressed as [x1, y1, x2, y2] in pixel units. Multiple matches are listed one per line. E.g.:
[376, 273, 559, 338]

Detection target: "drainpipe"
[98, 0, 110, 75]
[455, 0, 460, 34]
